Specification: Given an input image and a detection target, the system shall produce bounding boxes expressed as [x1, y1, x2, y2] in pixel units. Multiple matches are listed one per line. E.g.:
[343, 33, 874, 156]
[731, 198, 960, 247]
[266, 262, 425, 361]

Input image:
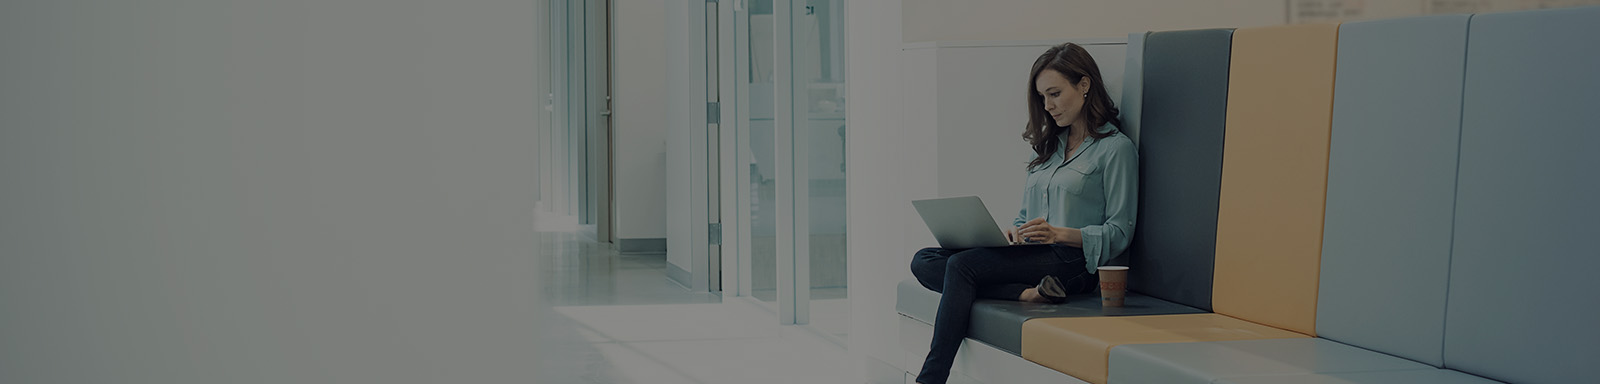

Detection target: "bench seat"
[1108, 338, 1437, 384]
[896, 278, 1204, 355]
[1215, 368, 1502, 384]
[1018, 314, 1309, 384]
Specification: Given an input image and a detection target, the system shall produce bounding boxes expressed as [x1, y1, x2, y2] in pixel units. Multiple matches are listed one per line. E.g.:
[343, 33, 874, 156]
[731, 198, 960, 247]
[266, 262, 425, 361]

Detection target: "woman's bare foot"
[1018, 287, 1052, 303]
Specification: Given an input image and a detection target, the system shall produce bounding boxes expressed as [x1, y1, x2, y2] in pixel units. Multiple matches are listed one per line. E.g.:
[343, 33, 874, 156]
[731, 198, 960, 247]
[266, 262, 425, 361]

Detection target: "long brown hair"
[1024, 43, 1122, 171]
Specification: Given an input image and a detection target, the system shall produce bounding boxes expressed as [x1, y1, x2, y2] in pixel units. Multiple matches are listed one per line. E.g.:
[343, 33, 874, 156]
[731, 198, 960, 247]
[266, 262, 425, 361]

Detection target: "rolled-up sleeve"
[1079, 139, 1138, 274]
[1014, 170, 1030, 228]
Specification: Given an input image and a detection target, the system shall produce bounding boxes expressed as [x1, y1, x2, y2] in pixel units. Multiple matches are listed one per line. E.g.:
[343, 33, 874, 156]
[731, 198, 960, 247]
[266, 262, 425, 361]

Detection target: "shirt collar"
[1055, 123, 1112, 164]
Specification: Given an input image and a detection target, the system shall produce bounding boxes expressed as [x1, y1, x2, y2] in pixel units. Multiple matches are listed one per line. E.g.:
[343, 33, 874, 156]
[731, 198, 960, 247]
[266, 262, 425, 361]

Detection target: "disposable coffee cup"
[1098, 266, 1130, 307]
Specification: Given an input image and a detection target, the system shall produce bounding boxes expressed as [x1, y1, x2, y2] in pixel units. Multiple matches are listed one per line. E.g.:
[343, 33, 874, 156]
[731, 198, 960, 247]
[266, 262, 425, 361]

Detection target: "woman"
[908, 42, 1138, 384]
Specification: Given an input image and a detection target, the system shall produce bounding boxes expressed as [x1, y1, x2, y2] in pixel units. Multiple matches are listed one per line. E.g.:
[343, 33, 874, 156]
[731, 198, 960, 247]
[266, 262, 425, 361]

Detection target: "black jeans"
[909, 245, 1097, 384]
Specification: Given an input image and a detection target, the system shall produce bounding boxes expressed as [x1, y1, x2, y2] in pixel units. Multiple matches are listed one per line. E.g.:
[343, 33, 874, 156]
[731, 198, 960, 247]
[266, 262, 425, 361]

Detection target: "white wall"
[613, 0, 669, 241]
[664, 0, 709, 285]
[900, 0, 1594, 43]
[665, 0, 691, 272]
[0, 1, 541, 383]
[846, 0, 923, 368]
[903, 0, 1287, 42]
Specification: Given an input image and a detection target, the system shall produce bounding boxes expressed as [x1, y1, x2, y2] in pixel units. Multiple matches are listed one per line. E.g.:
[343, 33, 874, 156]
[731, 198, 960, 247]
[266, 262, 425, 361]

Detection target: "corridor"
[531, 213, 862, 383]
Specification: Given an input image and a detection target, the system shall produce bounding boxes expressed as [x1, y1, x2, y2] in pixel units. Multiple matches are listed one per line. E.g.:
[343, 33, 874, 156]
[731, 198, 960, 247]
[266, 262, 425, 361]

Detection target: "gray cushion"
[1118, 32, 1148, 146]
[1317, 14, 1470, 368]
[896, 278, 1203, 355]
[1215, 369, 1502, 384]
[1128, 28, 1234, 311]
[1445, 7, 1600, 384]
[1108, 338, 1433, 384]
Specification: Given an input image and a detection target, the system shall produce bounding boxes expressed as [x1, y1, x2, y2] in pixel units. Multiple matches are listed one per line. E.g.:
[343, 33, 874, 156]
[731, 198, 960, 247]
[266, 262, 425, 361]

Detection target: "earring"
[1083, 93, 1088, 98]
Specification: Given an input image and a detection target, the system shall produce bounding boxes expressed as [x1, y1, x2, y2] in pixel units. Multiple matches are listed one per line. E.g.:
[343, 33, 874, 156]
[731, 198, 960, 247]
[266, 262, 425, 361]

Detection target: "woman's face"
[1034, 69, 1091, 128]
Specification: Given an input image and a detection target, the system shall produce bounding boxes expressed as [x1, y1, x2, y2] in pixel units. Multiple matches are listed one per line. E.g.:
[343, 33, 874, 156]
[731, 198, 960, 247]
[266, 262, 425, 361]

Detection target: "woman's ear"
[1075, 77, 1092, 96]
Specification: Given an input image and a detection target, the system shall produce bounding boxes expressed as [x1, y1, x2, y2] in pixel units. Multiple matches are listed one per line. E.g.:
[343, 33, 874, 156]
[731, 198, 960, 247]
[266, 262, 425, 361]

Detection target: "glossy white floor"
[533, 211, 889, 384]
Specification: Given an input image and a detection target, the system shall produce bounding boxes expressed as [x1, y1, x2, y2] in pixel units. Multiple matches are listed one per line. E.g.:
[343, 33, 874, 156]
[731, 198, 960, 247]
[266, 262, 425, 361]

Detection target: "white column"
[773, 0, 798, 325]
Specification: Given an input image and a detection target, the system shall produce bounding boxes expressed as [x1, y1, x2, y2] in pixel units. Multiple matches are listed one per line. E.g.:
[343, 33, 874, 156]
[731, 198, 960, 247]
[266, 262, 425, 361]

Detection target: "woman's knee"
[944, 248, 1000, 279]
[909, 247, 943, 269]
[910, 248, 946, 289]
[944, 252, 975, 276]
[945, 249, 989, 268]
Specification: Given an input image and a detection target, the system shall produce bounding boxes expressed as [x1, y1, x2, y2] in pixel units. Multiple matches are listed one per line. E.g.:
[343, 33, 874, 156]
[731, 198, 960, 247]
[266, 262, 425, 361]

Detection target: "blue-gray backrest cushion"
[1446, 7, 1600, 384]
[1129, 29, 1234, 311]
[1317, 14, 1470, 368]
[1119, 32, 1148, 147]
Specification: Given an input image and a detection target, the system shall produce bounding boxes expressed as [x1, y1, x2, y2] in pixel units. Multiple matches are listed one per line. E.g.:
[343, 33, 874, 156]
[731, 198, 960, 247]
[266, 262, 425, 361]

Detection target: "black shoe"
[1037, 275, 1068, 304]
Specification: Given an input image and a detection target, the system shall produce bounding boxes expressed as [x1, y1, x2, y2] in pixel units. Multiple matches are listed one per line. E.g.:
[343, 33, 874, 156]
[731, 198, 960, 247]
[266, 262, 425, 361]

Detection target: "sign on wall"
[1290, 0, 1368, 24]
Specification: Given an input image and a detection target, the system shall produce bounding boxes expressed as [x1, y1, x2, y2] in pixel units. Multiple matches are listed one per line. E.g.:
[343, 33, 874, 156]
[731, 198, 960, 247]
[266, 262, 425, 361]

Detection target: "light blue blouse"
[1013, 123, 1139, 274]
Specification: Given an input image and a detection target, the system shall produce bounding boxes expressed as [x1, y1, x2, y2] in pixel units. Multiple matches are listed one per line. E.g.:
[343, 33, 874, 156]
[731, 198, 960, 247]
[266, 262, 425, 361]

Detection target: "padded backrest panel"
[1444, 7, 1600, 384]
[1103, 32, 1147, 270]
[1317, 15, 1470, 368]
[1211, 23, 1338, 337]
[1118, 32, 1147, 147]
[1128, 29, 1234, 312]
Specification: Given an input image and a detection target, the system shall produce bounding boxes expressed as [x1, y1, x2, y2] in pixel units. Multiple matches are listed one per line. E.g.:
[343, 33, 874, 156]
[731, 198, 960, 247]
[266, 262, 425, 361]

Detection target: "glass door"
[721, 0, 847, 333]
[738, 0, 780, 309]
[587, 0, 612, 243]
[542, 0, 612, 240]
[566, 0, 587, 225]
[789, 0, 848, 338]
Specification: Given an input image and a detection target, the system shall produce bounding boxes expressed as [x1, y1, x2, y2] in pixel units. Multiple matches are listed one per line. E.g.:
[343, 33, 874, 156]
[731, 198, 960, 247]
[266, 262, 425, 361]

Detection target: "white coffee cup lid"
[1097, 266, 1129, 271]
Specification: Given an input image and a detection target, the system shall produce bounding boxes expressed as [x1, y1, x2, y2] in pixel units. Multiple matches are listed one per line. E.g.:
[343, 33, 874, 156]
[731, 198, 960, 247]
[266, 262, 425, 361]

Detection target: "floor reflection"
[532, 212, 856, 384]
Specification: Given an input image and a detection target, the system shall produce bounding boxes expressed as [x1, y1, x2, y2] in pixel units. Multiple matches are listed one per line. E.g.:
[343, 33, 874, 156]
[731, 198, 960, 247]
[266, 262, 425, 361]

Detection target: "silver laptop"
[911, 196, 1027, 249]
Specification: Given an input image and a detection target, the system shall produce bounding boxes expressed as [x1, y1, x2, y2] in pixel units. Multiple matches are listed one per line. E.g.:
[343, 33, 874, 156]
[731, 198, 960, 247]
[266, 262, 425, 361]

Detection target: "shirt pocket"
[1026, 166, 1050, 190]
[1058, 161, 1099, 196]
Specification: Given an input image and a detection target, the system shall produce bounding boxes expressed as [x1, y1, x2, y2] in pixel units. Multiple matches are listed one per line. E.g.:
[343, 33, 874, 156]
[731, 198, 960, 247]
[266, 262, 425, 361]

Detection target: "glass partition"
[740, 0, 779, 306]
[790, 0, 847, 339]
[723, 0, 847, 336]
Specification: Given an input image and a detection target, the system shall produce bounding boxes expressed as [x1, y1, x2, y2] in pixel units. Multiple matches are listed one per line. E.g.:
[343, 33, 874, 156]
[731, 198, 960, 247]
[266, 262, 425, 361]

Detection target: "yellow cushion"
[1213, 23, 1340, 336]
[1020, 314, 1310, 384]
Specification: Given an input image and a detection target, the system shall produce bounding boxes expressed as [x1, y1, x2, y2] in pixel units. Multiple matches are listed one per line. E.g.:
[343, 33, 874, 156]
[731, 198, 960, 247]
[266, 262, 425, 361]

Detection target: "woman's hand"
[1016, 218, 1083, 246]
[1016, 218, 1060, 244]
